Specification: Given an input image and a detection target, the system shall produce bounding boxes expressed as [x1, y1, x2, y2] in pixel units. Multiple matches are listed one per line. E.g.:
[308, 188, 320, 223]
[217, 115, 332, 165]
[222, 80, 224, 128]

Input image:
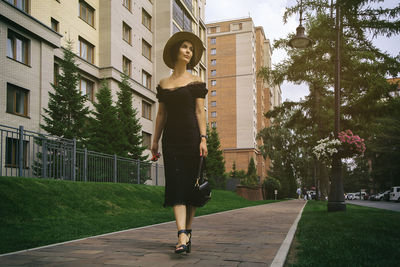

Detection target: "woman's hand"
[200, 139, 208, 157]
[151, 142, 159, 159]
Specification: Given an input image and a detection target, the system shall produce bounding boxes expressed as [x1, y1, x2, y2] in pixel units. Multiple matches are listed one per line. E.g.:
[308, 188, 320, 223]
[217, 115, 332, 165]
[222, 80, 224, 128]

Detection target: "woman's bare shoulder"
[159, 77, 171, 88]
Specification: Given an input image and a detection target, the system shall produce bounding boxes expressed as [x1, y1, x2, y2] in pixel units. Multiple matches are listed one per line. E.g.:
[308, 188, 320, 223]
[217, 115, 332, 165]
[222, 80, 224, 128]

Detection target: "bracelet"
[201, 134, 208, 140]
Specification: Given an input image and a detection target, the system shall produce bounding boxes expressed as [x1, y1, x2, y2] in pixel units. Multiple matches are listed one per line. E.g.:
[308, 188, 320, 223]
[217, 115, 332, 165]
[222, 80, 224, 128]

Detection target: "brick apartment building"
[206, 17, 281, 182]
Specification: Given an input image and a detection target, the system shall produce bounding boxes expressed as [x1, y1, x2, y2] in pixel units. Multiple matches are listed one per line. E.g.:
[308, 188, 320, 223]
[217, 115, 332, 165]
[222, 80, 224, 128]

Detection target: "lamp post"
[289, 0, 346, 211]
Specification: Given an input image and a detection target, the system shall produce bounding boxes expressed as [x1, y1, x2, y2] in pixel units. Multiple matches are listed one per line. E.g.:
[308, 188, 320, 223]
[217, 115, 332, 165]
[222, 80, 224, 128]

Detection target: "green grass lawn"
[287, 201, 400, 267]
[0, 176, 278, 254]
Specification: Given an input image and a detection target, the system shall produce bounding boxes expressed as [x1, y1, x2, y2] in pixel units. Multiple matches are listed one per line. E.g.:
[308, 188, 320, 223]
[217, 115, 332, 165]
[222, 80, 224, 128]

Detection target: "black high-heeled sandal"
[175, 230, 190, 254]
[186, 229, 192, 253]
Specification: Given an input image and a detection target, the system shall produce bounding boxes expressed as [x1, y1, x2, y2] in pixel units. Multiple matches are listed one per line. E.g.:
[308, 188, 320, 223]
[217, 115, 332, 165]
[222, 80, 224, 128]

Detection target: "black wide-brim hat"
[163, 31, 203, 69]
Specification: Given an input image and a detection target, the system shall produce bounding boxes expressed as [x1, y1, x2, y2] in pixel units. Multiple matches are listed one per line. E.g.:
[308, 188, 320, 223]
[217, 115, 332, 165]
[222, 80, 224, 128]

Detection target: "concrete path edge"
[270, 201, 307, 267]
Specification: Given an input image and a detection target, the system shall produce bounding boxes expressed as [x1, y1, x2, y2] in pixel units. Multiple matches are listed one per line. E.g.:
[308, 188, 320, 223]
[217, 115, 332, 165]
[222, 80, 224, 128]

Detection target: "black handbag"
[194, 156, 211, 206]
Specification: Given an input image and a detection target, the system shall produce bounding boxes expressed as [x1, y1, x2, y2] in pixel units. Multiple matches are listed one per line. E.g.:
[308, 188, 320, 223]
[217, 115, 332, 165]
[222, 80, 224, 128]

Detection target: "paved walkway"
[0, 200, 306, 267]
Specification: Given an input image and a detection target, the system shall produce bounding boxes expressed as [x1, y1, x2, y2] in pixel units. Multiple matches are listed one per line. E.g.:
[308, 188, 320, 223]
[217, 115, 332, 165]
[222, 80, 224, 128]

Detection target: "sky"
[204, 0, 400, 102]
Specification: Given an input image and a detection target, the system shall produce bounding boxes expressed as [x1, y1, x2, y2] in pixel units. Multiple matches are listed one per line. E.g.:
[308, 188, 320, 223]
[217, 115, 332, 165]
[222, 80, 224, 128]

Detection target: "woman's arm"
[195, 98, 208, 157]
[151, 102, 167, 157]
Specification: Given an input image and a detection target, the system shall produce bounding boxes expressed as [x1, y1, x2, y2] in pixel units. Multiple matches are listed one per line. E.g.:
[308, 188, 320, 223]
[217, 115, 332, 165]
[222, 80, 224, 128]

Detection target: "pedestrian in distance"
[302, 187, 307, 200]
[297, 187, 301, 200]
[151, 31, 208, 254]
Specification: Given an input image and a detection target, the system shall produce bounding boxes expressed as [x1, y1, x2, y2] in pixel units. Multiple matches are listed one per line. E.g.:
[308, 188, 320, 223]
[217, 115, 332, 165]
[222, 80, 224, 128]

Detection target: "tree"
[258, 0, 400, 194]
[263, 177, 281, 200]
[258, 103, 303, 198]
[116, 75, 146, 161]
[86, 80, 126, 155]
[41, 40, 89, 142]
[206, 126, 226, 189]
[240, 157, 259, 187]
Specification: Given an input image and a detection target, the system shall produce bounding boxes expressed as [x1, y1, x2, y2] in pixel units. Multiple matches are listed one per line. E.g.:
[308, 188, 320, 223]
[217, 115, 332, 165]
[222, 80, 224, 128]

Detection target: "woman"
[151, 31, 208, 254]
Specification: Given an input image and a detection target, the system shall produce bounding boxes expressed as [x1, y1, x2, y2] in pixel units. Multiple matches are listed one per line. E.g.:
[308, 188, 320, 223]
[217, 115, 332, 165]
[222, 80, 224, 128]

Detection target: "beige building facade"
[155, 0, 207, 85]
[1, 0, 61, 131]
[29, 0, 156, 160]
[206, 18, 281, 182]
[1, 0, 207, 184]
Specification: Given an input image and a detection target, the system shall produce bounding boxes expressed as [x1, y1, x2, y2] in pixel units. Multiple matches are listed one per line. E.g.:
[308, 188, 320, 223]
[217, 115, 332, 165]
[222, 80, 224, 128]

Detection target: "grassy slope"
[0, 176, 276, 254]
[288, 201, 400, 266]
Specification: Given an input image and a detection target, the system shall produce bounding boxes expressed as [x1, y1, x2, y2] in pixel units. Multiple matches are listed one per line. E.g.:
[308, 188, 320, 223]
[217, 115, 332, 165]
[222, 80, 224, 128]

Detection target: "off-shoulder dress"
[156, 82, 208, 207]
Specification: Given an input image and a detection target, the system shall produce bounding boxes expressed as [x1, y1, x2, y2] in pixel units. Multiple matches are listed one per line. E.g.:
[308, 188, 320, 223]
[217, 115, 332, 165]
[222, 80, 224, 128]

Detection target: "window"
[199, 67, 205, 81]
[211, 59, 216, 66]
[51, 18, 59, 32]
[142, 39, 151, 60]
[79, 1, 95, 27]
[172, 23, 180, 34]
[54, 63, 59, 85]
[199, 26, 205, 42]
[211, 101, 216, 107]
[7, 30, 29, 65]
[142, 70, 152, 89]
[142, 101, 152, 120]
[173, 0, 192, 32]
[209, 27, 216, 33]
[211, 48, 216, 55]
[122, 22, 131, 44]
[80, 78, 94, 101]
[211, 90, 216, 96]
[211, 122, 217, 128]
[211, 80, 216, 86]
[79, 37, 94, 63]
[6, 0, 29, 13]
[6, 137, 29, 168]
[142, 132, 152, 149]
[7, 83, 29, 117]
[211, 70, 216, 76]
[123, 0, 131, 11]
[142, 9, 151, 31]
[211, 38, 216, 45]
[232, 23, 242, 31]
[211, 111, 217, 118]
[122, 56, 131, 77]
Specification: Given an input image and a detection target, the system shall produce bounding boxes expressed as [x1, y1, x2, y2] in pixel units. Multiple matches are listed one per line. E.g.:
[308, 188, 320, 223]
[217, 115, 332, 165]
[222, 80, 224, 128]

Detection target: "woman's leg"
[173, 205, 189, 247]
[185, 205, 196, 230]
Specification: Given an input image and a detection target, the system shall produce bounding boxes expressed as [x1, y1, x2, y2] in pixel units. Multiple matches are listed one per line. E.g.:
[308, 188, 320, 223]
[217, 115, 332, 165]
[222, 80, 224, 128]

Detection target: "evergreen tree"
[116, 75, 146, 161]
[86, 80, 126, 155]
[241, 157, 259, 186]
[230, 162, 238, 178]
[206, 125, 226, 189]
[41, 40, 89, 141]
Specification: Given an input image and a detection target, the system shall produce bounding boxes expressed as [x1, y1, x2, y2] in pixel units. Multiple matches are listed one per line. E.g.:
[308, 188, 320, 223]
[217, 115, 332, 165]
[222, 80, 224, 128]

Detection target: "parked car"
[383, 190, 391, 201]
[346, 193, 355, 200]
[371, 190, 390, 201]
[307, 190, 317, 200]
[389, 186, 400, 202]
[353, 192, 367, 200]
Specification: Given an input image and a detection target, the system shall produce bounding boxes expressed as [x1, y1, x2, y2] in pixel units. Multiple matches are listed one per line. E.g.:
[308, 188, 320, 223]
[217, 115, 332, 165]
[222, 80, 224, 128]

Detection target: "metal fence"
[0, 124, 164, 185]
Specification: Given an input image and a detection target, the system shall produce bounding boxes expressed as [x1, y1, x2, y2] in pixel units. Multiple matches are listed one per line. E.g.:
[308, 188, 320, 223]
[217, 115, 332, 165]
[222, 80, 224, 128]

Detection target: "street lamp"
[289, 0, 346, 211]
[288, 5, 313, 49]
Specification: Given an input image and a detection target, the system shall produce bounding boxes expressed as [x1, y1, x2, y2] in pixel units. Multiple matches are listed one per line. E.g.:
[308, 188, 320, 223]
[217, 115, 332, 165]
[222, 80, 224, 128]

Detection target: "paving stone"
[0, 200, 305, 266]
[238, 261, 269, 267]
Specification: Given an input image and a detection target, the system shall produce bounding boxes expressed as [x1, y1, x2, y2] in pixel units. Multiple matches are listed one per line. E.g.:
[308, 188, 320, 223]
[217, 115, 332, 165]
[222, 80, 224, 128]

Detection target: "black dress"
[156, 82, 208, 207]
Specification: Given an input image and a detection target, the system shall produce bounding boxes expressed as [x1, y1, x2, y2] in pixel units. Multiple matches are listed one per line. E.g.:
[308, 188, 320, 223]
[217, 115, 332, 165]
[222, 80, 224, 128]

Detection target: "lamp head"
[288, 24, 313, 49]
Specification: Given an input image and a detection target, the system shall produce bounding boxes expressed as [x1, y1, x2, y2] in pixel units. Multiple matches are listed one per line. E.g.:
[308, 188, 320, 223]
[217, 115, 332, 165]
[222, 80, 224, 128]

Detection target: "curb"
[270, 200, 307, 267]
